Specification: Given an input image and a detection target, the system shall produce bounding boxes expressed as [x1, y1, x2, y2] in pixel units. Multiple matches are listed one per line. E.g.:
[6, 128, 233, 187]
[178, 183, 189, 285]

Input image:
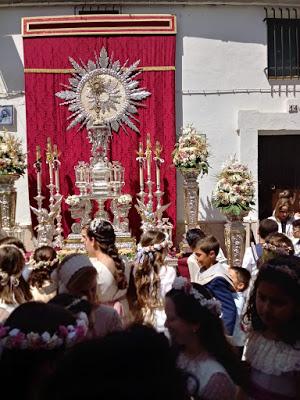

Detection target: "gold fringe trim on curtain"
[24, 66, 175, 74]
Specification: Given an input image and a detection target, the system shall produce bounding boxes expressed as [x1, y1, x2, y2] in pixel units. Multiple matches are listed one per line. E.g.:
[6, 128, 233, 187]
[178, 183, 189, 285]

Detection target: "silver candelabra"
[135, 134, 172, 236]
[30, 139, 63, 248]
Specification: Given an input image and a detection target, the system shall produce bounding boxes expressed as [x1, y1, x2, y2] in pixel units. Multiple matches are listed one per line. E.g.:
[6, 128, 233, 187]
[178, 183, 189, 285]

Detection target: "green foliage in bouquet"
[0, 131, 26, 176]
[172, 124, 209, 175]
[212, 157, 255, 216]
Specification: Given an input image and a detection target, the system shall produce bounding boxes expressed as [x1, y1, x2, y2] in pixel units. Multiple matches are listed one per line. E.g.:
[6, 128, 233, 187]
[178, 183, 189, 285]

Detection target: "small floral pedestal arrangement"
[65, 195, 83, 223]
[112, 194, 136, 259]
[115, 194, 132, 233]
[212, 157, 255, 267]
[64, 195, 92, 250]
[172, 124, 209, 231]
[0, 131, 26, 230]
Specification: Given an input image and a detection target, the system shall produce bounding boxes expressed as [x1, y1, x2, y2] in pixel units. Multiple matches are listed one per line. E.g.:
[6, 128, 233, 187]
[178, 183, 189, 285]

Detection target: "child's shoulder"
[245, 331, 300, 376]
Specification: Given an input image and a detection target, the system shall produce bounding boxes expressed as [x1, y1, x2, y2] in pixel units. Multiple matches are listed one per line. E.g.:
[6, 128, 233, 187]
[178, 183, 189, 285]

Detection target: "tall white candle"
[37, 171, 41, 193]
[138, 142, 144, 190]
[147, 157, 151, 181]
[49, 162, 54, 184]
[53, 144, 60, 192]
[146, 135, 152, 182]
[140, 163, 144, 190]
[55, 167, 60, 193]
[156, 162, 160, 190]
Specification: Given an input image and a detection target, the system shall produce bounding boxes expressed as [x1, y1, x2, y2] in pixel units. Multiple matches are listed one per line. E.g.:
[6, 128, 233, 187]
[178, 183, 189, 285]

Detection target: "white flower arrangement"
[212, 157, 255, 216]
[172, 124, 209, 175]
[117, 194, 132, 205]
[0, 131, 26, 176]
[65, 195, 81, 207]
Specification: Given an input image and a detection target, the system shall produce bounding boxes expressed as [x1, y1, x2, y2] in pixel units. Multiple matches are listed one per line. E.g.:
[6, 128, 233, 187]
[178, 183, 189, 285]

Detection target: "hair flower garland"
[172, 124, 210, 175]
[0, 313, 88, 351]
[28, 256, 60, 271]
[0, 131, 26, 176]
[262, 242, 293, 256]
[136, 233, 171, 264]
[172, 277, 222, 317]
[212, 156, 255, 216]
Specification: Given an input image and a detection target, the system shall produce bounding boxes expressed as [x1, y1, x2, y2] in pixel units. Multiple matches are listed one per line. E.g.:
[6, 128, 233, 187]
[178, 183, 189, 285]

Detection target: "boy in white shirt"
[186, 228, 228, 282]
[229, 266, 251, 358]
[242, 218, 278, 280]
[292, 219, 300, 257]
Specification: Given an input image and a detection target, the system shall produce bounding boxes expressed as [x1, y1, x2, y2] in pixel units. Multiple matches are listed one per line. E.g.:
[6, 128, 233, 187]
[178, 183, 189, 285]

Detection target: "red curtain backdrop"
[23, 35, 176, 239]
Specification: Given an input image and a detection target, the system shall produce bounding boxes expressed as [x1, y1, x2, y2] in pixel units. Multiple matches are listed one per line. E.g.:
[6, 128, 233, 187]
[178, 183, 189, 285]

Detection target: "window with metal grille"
[267, 18, 300, 79]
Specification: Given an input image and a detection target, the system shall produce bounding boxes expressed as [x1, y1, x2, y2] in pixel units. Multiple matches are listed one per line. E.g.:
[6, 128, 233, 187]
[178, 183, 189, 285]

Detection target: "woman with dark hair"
[81, 218, 130, 322]
[165, 277, 248, 399]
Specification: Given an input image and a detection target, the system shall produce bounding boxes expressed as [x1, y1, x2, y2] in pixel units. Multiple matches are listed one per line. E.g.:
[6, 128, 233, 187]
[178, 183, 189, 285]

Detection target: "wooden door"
[258, 134, 300, 220]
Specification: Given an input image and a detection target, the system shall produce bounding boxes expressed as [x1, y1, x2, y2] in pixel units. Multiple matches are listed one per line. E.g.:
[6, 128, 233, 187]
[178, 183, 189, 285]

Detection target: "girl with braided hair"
[81, 218, 130, 323]
[128, 229, 175, 333]
[28, 245, 59, 302]
[0, 244, 32, 322]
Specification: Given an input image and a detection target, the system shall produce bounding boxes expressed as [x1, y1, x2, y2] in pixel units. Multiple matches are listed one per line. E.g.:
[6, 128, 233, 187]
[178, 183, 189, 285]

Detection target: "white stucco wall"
[0, 4, 299, 228]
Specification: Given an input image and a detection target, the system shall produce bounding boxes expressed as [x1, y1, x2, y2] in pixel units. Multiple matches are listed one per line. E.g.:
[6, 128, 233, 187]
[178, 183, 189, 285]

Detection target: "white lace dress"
[244, 331, 300, 400]
[177, 352, 236, 400]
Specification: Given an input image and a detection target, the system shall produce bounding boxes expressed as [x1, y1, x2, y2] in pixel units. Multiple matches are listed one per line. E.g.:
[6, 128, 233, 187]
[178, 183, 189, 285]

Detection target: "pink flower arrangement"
[0, 314, 88, 351]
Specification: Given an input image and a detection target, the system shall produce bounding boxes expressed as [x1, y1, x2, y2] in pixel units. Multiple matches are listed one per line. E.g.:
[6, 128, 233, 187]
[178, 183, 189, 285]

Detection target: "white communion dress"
[244, 331, 300, 400]
[90, 257, 131, 323]
[177, 352, 236, 400]
[139, 264, 176, 333]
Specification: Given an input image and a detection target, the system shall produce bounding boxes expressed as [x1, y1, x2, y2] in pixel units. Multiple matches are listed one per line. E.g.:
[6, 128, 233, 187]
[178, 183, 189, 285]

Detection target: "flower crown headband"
[28, 256, 60, 271]
[263, 242, 293, 256]
[0, 312, 88, 352]
[89, 218, 112, 234]
[0, 244, 26, 287]
[136, 233, 171, 263]
[172, 277, 222, 317]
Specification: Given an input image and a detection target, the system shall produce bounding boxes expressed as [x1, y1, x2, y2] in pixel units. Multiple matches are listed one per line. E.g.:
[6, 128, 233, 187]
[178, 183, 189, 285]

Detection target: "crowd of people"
[0, 205, 299, 400]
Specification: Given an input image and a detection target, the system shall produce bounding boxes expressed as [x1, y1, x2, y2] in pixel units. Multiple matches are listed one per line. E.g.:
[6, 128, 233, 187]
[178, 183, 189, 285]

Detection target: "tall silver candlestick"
[53, 151, 64, 249]
[145, 134, 153, 214]
[136, 142, 146, 203]
[46, 137, 55, 209]
[135, 135, 171, 233]
[154, 140, 164, 222]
